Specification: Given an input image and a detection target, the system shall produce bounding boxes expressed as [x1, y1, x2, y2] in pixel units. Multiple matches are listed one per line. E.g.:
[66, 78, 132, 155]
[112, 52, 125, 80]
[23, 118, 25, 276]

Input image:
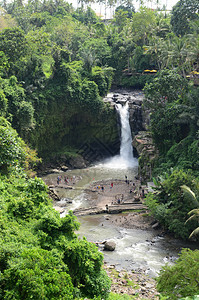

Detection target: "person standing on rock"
[110, 182, 113, 189]
[57, 176, 61, 185]
[141, 189, 145, 199]
[125, 175, 127, 183]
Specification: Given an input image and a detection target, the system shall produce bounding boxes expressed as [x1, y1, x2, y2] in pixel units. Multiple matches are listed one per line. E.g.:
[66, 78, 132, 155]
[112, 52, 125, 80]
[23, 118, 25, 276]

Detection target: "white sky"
[5, 0, 179, 18]
[68, 0, 179, 18]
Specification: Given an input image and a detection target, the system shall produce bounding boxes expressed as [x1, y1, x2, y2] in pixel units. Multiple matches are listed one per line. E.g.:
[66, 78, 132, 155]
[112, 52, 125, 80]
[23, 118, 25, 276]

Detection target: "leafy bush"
[145, 169, 199, 239]
[157, 248, 199, 299]
[0, 170, 111, 299]
[2, 248, 74, 300]
[0, 117, 40, 175]
[0, 117, 26, 174]
[63, 237, 111, 298]
[118, 74, 154, 89]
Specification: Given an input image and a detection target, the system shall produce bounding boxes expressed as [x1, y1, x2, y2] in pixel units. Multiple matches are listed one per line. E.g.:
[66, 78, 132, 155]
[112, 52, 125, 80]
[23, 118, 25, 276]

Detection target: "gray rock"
[48, 185, 55, 189]
[152, 222, 160, 229]
[61, 165, 68, 171]
[69, 156, 87, 168]
[104, 241, 116, 251]
[51, 169, 60, 173]
[48, 189, 60, 201]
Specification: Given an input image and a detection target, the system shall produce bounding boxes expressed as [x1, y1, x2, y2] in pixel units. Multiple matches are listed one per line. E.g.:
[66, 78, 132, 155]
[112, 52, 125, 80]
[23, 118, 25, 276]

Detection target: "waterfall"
[100, 101, 138, 169]
[116, 102, 134, 163]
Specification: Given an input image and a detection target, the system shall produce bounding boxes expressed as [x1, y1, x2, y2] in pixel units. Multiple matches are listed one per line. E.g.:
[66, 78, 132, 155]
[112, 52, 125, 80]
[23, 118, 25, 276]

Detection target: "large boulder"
[61, 165, 68, 171]
[104, 241, 116, 251]
[68, 155, 87, 169]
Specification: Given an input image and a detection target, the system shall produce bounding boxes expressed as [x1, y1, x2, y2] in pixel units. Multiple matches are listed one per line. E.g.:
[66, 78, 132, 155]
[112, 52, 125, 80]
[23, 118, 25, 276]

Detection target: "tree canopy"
[0, 0, 199, 298]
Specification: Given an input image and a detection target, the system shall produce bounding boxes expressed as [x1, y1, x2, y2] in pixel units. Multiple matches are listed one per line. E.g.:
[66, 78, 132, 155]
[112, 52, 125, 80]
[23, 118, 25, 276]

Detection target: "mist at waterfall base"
[98, 101, 138, 169]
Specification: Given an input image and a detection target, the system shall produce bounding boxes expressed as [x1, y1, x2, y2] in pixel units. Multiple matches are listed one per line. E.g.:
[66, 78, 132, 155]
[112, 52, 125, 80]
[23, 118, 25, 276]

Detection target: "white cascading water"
[116, 102, 134, 162]
[101, 101, 138, 169]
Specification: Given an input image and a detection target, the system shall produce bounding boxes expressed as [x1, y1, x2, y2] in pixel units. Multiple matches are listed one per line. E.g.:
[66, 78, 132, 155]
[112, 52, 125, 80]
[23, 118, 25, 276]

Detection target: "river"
[42, 160, 196, 278]
[42, 92, 196, 278]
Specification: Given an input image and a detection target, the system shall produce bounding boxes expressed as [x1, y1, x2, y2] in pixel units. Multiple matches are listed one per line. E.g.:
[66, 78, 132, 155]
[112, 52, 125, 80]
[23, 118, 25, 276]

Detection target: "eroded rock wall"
[133, 131, 158, 181]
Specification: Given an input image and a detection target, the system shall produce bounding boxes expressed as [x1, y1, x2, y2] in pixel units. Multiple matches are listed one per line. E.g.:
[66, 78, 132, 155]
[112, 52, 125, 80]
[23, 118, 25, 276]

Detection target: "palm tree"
[186, 209, 199, 238]
[181, 185, 199, 239]
[144, 36, 173, 70]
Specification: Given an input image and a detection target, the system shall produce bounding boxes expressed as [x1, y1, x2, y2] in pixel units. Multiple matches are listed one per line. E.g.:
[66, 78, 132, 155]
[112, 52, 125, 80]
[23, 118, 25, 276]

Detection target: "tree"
[91, 66, 114, 96]
[17, 100, 35, 136]
[183, 184, 199, 238]
[131, 7, 156, 46]
[0, 89, 7, 116]
[145, 169, 199, 239]
[144, 69, 188, 111]
[186, 208, 199, 238]
[144, 36, 169, 70]
[112, 9, 129, 31]
[0, 76, 35, 133]
[171, 0, 199, 36]
[0, 51, 9, 77]
[0, 7, 16, 30]
[0, 117, 26, 174]
[0, 27, 28, 76]
[79, 37, 111, 68]
[157, 248, 199, 299]
[63, 238, 111, 299]
[2, 248, 74, 300]
[115, 3, 135, 19]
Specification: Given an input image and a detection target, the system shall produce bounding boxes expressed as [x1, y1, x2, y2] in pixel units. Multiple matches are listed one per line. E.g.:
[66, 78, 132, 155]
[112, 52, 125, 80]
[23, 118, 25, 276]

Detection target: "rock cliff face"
[132, 131, 158, 181]
[103, 89, 147, 137]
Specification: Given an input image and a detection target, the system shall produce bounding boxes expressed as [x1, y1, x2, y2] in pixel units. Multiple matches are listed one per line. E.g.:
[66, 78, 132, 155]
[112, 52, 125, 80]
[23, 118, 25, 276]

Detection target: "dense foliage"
[157, 248, 199, 299]
[0, 3, 119, 159]
[145, 169, 199, 239]
[0, 125, 111, 299]
[0, 0, 198, 164]
[0, 0, 199, 298]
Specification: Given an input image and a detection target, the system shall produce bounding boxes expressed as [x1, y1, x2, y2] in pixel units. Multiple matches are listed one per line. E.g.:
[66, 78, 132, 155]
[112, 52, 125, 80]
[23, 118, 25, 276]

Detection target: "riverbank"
[103, 263, 160, 299]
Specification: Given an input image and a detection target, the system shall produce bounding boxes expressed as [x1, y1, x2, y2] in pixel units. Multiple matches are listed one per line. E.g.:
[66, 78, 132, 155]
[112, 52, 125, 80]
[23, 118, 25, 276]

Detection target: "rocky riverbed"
[103, 264, 160, 299]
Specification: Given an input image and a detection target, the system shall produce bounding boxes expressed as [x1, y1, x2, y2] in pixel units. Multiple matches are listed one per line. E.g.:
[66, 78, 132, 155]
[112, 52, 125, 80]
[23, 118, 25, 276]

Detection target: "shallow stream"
[42, 160, 196, 278]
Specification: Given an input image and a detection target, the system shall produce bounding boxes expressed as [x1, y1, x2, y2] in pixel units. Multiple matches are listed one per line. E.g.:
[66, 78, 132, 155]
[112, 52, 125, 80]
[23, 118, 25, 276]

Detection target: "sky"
[68, 0, 179, 18]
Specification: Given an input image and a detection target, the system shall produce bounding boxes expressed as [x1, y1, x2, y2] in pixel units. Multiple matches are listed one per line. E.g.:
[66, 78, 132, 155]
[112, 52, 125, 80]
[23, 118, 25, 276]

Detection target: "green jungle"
[0, 0, 199, 299]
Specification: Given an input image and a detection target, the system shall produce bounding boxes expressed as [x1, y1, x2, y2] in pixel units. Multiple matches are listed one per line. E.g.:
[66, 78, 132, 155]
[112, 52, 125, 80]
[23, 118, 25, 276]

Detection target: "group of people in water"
[57, 175, 81, 185]
[94, 174, 146, 205]
[56, 172, 146, 205]
[126, 175, 145, 199]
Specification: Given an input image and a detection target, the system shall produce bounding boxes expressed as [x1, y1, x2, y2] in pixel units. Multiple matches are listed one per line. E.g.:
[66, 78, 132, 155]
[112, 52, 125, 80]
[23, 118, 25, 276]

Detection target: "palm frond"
[189, 227, 199, 239]
[181, 185, 199, 206]
[185, 214, 199, 224]
[187, 208, 199, 216]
